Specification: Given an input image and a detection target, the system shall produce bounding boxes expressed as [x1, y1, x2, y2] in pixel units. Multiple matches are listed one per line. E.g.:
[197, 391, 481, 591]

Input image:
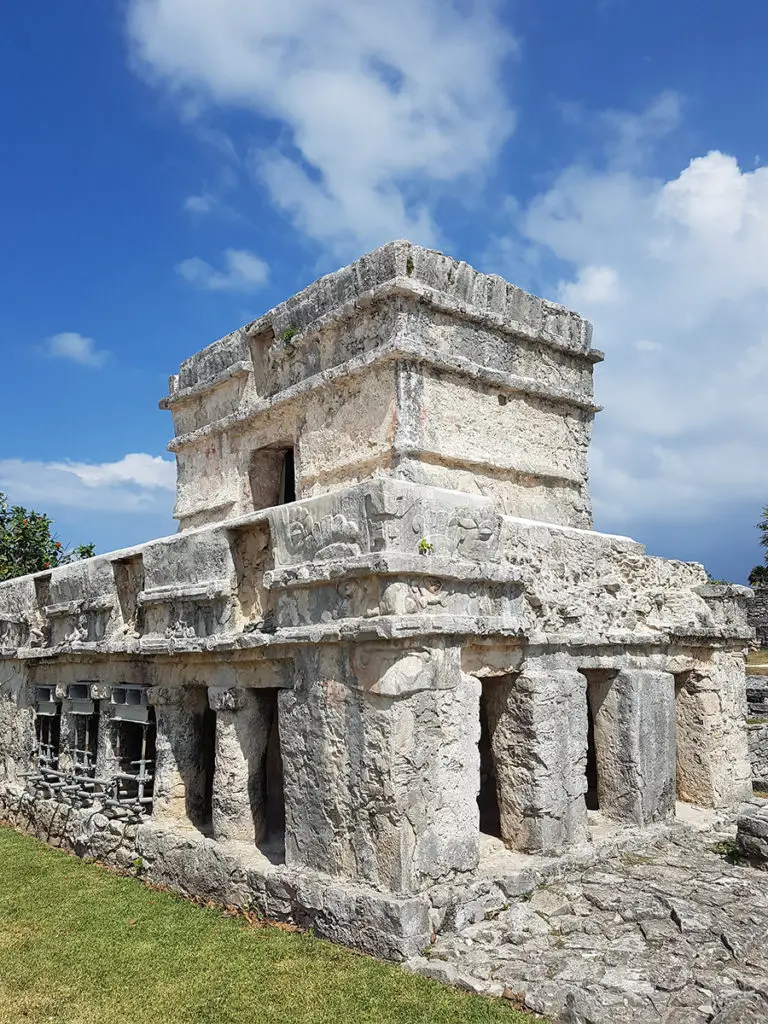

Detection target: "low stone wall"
[737, 798, 768, 867]
[748, 721, 768, 789]
[749, 587, 768, 648]
[0, 781, 434, 960]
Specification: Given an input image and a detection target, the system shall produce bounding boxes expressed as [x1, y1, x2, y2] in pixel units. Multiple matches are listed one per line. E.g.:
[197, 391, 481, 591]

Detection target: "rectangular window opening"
[35, 704, 61, 778]
[71, 712, 100, 779]
[109, 710, 156, 819]
[249, 446, 296, 510]
[278, 448, 296, 505]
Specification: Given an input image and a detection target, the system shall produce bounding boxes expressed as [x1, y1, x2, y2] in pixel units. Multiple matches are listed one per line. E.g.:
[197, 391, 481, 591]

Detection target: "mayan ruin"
[1, 241, 767, 1022]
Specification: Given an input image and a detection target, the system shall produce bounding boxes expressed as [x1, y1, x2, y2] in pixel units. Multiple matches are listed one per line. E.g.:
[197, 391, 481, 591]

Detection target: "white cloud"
[503, 124, 768, 525]
[183, 193, 215, 214]
[0, 454, 176, 512]
[126, 0, 515, 254]
[45, 332, 108, 369]
[176, 248, 269, 292]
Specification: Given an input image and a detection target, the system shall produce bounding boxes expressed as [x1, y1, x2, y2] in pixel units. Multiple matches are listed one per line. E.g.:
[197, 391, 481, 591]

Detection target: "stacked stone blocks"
[0, 242, 756, 958]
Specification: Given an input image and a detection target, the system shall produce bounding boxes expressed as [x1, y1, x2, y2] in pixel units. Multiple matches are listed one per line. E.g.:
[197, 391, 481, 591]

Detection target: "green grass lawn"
[0, 826, 533, 1024]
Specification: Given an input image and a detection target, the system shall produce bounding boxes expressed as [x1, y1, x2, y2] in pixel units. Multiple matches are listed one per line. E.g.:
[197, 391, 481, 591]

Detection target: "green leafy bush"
[0, 491, 94, 581]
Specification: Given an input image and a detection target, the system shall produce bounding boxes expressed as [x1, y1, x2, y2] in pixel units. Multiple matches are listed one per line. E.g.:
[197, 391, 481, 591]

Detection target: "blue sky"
[1, 0, 767, 581]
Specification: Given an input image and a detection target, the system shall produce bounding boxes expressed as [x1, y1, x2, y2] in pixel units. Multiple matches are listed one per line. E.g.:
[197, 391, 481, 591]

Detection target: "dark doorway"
[249, 446, 296, 509]
[35, 706, 61, 775]
[477, 684, 502, 837]
[263, 701, 285, 846]
[193, 706, 217, 827]
[585, 693, 599, 810]
[278, 448, 296, 505]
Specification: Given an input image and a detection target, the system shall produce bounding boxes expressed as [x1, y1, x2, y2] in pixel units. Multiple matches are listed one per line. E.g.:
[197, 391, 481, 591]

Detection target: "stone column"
[147, 685, 209, 826]
[0, 663, 35, 786]
[279, 642, 480, 894]
[483, 667, 588, 855]
[673, 651, 752, 808]
[589, 668, 676, 825]
[208, 686, 274, 844]
[92, 685, 119, 788]
[54, 683, 76, 776]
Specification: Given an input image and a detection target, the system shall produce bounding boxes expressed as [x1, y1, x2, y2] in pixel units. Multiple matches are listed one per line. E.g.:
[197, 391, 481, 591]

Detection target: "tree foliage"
[749, 504, 768, 588]
[0, 492, 95, 582]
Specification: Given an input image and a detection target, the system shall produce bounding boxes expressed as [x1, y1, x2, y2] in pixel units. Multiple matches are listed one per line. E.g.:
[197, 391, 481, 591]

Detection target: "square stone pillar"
[92, 685, 120, 787]
[0, 664, 34, 786]
[147, 685, 209, 826]
[208, 686, 274, 844]
[589, 668, 676, 825]
[279, 642, 480, 895]
[673, 651, 752, 808]
[483, 668, 588, 855]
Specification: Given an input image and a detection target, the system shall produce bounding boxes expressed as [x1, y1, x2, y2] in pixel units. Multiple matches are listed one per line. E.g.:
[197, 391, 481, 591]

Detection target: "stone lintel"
[348, 641, 461, 697]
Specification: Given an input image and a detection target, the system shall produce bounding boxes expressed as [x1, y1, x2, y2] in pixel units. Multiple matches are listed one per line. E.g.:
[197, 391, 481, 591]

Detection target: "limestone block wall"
[749, 588, 768, 648]
[161, 242, 601, 531]
[0, 475, 757, 958]
[748, 722, 768, 789]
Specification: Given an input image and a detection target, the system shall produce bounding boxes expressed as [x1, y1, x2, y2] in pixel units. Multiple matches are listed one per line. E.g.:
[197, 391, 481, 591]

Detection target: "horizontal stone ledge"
[136, 580, 233, 605]
[42, 598, 116, 619]
[264, 553, 522, 588]
[694, 583, 754, 600]
[160, 359, 253, 409]
[390, 445, 586, 489]
[247, 269, 596, 362]
[166, 336, 599, 452]
[668, 624, 754, 642]
[7, 615, 524, 662]
[44, 600, 83, 617]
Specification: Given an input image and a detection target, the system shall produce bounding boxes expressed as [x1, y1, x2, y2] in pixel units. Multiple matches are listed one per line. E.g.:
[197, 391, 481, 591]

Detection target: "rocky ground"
[405, 806, 768, 1023]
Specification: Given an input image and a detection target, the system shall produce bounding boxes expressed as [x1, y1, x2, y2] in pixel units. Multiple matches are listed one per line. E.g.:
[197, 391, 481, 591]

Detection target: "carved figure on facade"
[284, 506, 362, 561]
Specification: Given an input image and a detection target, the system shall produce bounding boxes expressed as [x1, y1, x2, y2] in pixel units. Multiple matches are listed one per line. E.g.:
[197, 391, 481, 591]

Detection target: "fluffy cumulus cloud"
[126, 0, 515, 254]
[500, 114, 768, 529]
[0, 454, 176, 512]
[176, 248, 269, 292]
[44, 331, 108, 368]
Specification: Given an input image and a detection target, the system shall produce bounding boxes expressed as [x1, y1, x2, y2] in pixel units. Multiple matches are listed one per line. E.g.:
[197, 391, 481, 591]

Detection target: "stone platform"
[405, 802, 768, 1023]
[0, 241, 759, 972]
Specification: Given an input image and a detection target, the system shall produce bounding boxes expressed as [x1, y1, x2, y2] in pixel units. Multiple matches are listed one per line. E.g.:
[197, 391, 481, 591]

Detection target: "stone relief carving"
[364, 491, 421, 552]
[0, 620, 21, 651]
[349, 643, 455, 695]
[64, 613, 89, 646]
[165, 618, 197, 639]
[449, 511, 502, 562]
[380, 578, 446, 616]
[285, 506, 362, 561]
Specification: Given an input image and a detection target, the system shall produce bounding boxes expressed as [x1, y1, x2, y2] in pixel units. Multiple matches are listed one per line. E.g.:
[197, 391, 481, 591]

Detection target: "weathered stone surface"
[588, 669, 676, 825]
[737, 802, 768, 866]
[411, 818, 768, 1023]
[210, 687, 274, 843]
[748, 720, 768, 788]
[483, 667, 588, 853]
[0, 241, 757, 968]
[280, 647, 479, 893]
[747, 587, 768, 648]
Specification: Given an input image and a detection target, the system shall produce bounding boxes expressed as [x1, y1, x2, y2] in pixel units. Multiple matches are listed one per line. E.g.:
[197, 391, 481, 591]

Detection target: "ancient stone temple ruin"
[0, 241, 755, 959]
